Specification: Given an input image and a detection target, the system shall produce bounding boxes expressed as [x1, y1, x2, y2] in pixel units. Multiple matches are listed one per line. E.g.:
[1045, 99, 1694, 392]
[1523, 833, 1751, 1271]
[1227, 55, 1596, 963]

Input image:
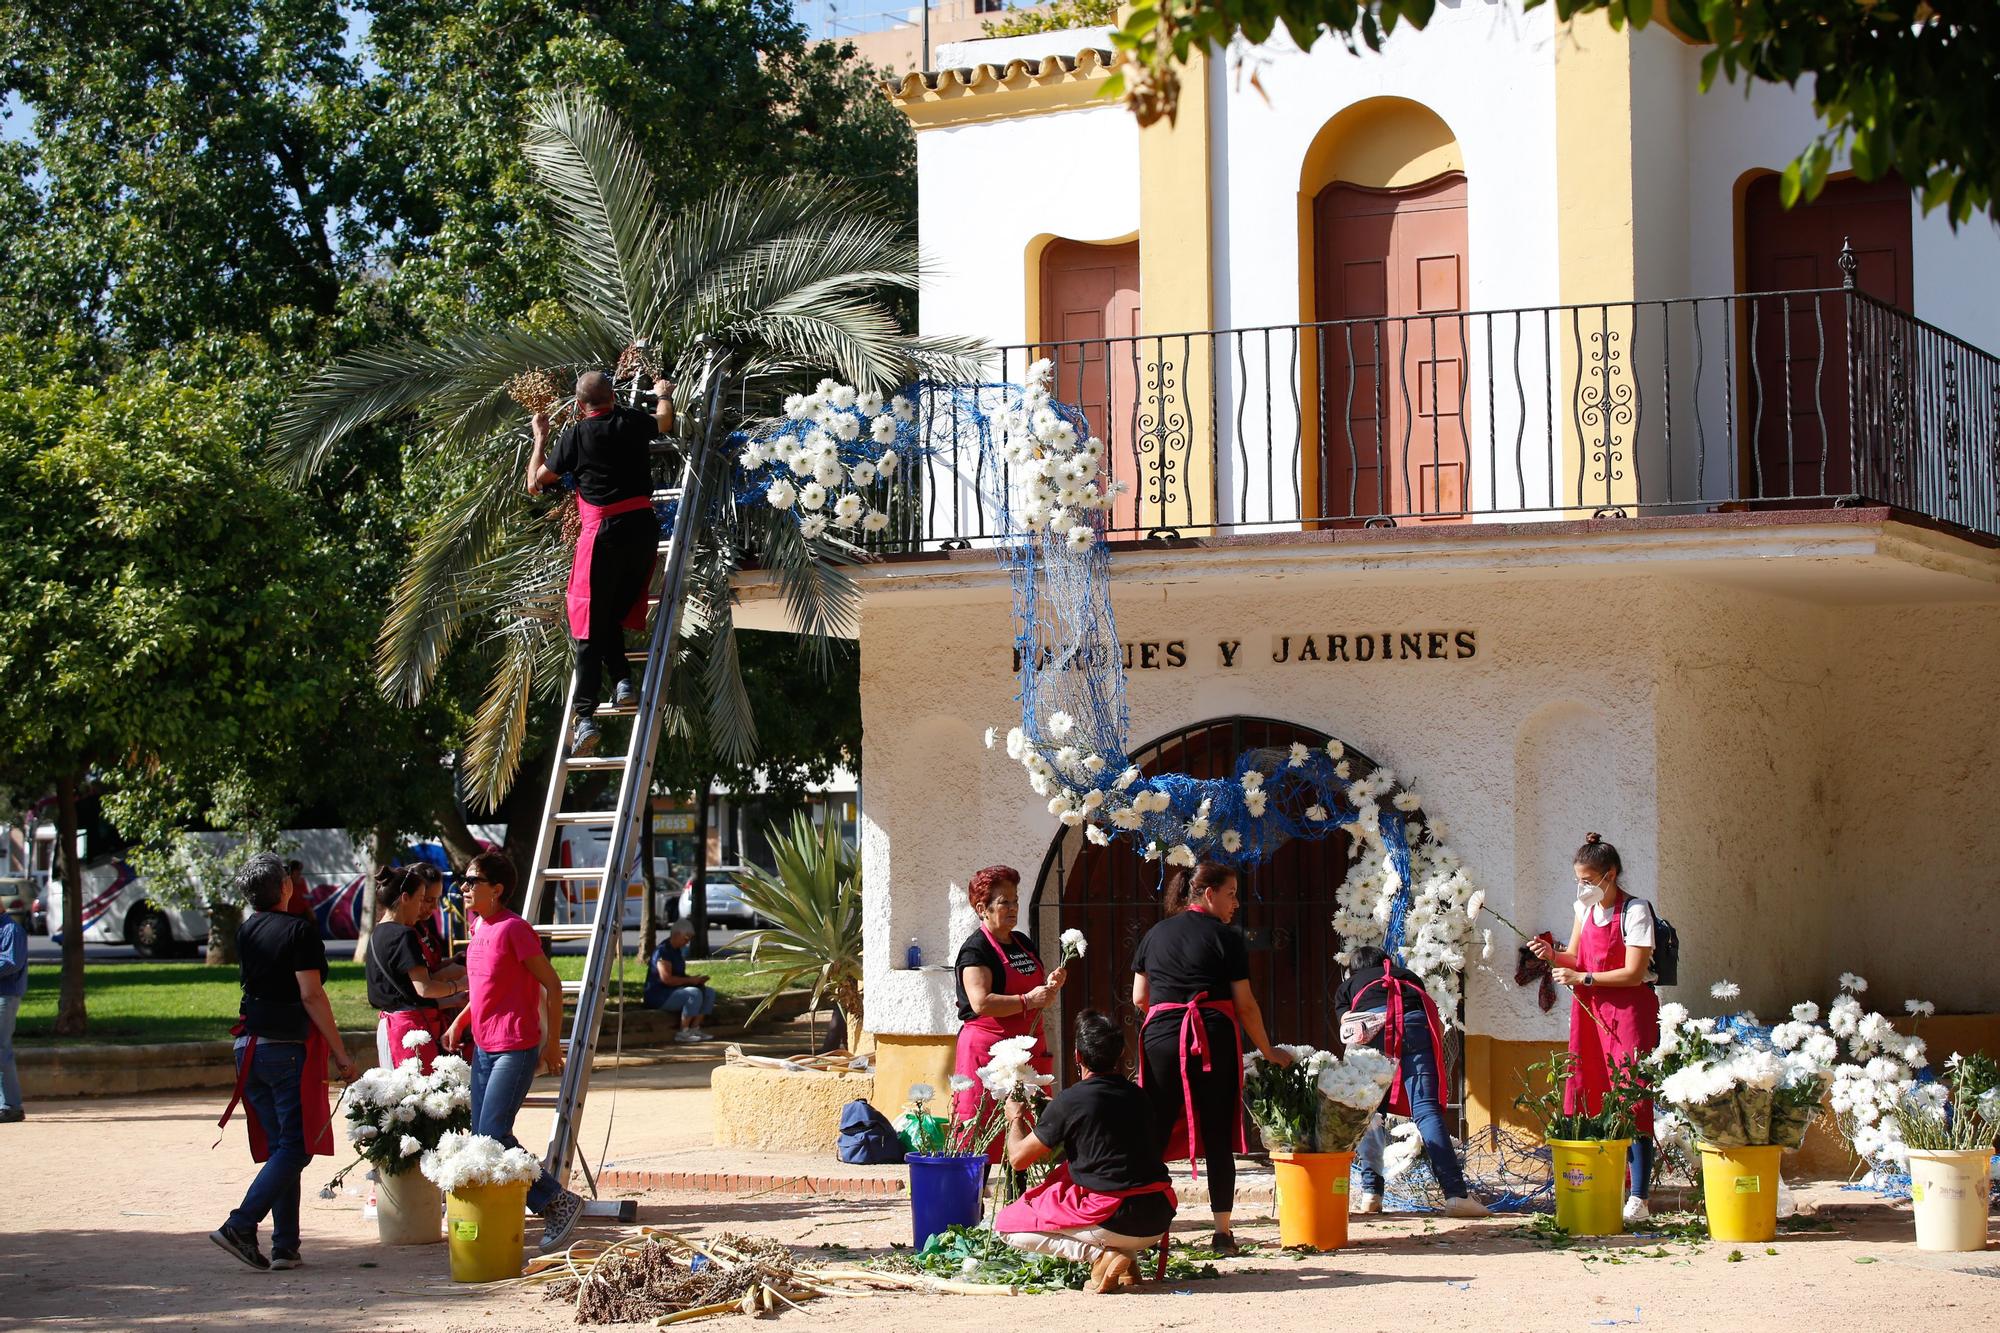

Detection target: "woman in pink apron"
[950, 866, 1067, 1156]
[1130, 860, 1291, 1254]
[1529, 832, 1661, 1227]
[365, 867, 468, 1073]
[997, 1009, 1177, 1293]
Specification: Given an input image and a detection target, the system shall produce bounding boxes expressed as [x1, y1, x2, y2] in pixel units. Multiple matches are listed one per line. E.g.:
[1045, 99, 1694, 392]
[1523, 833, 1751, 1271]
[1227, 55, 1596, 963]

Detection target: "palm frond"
[374, 454, 521, 703]
[461, 617, 550, 810]
[754, 507, 861, 673]
[524, 90, 665, 337]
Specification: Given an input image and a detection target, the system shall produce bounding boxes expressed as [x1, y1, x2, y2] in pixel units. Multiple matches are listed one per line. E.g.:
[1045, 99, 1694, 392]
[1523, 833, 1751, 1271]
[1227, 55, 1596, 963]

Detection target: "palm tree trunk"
[52, 772, 87, 1037]
[834, 978, 863, 1053]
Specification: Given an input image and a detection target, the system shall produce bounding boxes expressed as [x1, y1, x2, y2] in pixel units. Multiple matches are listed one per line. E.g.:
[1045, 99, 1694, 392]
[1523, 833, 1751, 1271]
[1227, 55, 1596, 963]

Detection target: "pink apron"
[1137, 994, 1244, 1178]
[1563, 894, 1660, 1135]
[951, 925, 1049, 1159]
[996, 1161, 1178, 1233]
[382, 1006, 445, 1073]
[565, 492, 658, 640]
[1346, 963, 1448, 1118]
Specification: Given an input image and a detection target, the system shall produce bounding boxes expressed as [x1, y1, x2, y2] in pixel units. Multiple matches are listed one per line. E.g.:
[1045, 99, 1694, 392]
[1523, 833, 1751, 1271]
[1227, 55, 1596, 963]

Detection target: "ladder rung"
[532, 923, 596, 939]
[560, 980, 588, 996]
[540, 866, 609, 881]
[521, 1094, 562, 1109]
[593, 702, 639, 718]
[652, 486, 683, 501]
[551, 811, 618, 826]
[563, 754, 629, 771]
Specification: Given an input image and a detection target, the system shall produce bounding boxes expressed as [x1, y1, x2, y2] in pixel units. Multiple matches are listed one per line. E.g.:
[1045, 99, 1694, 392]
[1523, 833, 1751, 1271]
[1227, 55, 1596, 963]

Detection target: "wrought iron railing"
[866, 263, 2000, 552]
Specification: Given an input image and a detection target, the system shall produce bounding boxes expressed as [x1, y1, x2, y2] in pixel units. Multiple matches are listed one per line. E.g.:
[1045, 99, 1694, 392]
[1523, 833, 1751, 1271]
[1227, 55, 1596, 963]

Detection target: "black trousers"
[1141, 1009, 1241, 1214]
[573, 508, 658, 718]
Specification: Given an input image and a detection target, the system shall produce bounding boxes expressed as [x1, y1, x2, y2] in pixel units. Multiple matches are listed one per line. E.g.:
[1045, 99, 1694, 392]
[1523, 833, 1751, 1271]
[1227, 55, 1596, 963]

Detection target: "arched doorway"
[1026, 716, 1365, 1075]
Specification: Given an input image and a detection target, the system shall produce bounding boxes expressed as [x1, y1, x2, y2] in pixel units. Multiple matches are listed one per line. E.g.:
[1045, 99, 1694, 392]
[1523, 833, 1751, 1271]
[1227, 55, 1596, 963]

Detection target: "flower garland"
[733, 380, 920, 540]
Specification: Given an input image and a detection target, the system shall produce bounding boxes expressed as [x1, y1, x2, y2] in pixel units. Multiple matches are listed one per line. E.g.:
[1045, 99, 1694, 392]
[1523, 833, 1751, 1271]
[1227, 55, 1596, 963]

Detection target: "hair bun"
[1583, 831, 1602, 844]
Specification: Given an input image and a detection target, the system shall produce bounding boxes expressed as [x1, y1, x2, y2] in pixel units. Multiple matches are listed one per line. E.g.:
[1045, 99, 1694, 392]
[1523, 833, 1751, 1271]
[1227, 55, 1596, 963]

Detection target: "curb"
[597, 1168, 909, 1197]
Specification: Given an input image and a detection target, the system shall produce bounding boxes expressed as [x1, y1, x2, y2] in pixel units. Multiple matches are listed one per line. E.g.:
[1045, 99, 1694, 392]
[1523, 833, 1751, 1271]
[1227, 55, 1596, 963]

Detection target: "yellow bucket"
[1548, 1138, 1630, 1236]
[1698, 1142, 1782, 1242]
[445, 1182, 530, 1282]
[1271, 1151, 1353, 1250]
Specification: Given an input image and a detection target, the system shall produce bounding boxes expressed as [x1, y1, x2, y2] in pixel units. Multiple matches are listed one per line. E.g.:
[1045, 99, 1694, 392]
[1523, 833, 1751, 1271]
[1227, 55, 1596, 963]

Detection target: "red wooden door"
[1743, 172, 1912, 499]
[1040, 240, 1141, 535]
[1315, 174, 1470, 522]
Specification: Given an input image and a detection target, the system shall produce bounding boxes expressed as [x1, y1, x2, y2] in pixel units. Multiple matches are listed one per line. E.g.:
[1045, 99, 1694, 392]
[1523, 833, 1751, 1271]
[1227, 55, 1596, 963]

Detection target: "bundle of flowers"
[1517, 1049, 1651, 1141]
[976, 1034, 1055, 1103]
[1821, 974, 1930, 1170]
[1244, 1045, 1393, 1153]
[900, 1075, 985, 1156]
[419, 1131, 543, 1194]
[337, 1048, 472, 1177]
[735, 378, 918, 541]
[1892, 1053, 2000, 1154]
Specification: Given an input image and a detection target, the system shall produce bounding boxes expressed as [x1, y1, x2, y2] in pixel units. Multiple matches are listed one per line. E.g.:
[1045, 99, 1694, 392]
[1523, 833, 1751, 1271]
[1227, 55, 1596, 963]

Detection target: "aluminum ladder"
[515, 357, 724, 1218]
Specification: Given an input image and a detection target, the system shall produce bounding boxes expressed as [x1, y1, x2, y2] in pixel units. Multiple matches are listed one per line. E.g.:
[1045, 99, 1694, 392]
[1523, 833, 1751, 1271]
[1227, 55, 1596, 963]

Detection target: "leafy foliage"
[1515, 1049, 1652, 1141]
[733, 813, 863, 1043]
[982, 0, 1121, 38]
[1102, 0, 1999, 222]
[875, 1225, 1222, 1291]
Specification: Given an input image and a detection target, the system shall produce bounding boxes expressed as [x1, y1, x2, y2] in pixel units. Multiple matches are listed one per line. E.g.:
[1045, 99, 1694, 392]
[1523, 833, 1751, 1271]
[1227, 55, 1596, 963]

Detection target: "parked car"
[677, 867, 767, 928]
[0, 877, 32, 936]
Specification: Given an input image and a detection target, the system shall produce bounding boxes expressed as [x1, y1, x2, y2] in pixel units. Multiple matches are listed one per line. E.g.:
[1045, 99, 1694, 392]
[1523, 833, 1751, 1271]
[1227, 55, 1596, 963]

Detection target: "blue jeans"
[226, 1041, 307, 1250]
[1354, 1012, 1469, 1199]
[470, 1044, 562, 1213]
[646, 985, 716, 1019]
[0, 993, 22, 1110]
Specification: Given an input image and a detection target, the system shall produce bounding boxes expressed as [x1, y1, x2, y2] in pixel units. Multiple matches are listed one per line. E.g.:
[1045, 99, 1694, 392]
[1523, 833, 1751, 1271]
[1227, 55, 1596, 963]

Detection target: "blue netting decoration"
[732, 369, 1492, 986]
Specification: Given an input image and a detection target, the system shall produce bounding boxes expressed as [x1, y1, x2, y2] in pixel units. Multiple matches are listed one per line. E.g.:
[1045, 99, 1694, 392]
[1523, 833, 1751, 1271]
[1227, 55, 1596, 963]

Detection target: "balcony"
[871, 270, 2000, 554]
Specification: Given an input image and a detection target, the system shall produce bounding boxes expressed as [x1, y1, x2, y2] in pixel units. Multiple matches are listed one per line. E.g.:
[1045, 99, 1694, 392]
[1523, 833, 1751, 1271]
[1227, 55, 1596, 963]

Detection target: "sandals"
[1209, 1230, 1241, 1256]
[1085, 1250, 1136, 1294]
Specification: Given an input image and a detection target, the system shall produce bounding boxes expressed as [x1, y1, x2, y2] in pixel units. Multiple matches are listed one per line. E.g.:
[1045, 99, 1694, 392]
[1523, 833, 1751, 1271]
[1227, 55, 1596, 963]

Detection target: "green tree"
[273, 91, 974, 812]
[984, 0, 1120, 39]
[1104, 0, 1999, 222]
[0, 343, 351, 1030]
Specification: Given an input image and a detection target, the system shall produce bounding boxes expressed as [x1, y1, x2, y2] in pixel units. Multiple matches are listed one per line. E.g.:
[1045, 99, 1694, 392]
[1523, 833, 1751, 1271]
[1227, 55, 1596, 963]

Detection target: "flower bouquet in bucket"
[1893, 1054, 2000, 1252]
[1244, 1045, 1395, 1251]
[325, 1048, 472, 1244]
[421, 1131, 545, 1282]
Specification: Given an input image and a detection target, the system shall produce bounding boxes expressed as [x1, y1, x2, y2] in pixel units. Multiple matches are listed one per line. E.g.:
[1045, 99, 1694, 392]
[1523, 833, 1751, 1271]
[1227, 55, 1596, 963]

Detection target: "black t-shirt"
[1131, 910, 1249, 1005]
[548, 405, 659, 505]
[1334, 961, 1428, 1017]
[238, 910, 330, 1040]
[953, 929, 1043, 1022]
[1034, 1074, 1174, 1236]
[366, 921, 436, 1012]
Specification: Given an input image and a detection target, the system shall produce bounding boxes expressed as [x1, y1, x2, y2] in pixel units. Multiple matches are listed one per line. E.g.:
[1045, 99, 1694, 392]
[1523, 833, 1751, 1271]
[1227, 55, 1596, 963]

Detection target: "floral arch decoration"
[732, 364, 1490, 1013]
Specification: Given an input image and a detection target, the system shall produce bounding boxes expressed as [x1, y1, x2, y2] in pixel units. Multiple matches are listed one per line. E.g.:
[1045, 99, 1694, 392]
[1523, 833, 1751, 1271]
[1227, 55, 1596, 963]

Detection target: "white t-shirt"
[1573, 896, 1656, 949]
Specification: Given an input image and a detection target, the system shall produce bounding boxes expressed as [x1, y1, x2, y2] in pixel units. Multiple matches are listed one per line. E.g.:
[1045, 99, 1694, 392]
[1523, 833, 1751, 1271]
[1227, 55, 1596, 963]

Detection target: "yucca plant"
[270, 89, 980, 805]
[735, 813, 863, 1050]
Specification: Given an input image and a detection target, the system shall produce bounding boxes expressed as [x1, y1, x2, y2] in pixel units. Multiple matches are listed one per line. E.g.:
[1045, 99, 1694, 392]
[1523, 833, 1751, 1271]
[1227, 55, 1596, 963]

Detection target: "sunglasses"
[460, 875, 493, 886]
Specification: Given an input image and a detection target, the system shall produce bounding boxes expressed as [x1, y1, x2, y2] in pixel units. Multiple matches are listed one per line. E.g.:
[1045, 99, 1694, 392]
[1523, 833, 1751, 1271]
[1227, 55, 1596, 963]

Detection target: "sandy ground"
[7, 1037, 1999, 1333]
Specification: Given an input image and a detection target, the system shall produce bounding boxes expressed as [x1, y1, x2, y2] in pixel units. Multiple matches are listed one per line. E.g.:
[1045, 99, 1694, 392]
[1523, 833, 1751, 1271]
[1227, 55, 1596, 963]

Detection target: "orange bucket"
[1271, 1150, 1353, 1250]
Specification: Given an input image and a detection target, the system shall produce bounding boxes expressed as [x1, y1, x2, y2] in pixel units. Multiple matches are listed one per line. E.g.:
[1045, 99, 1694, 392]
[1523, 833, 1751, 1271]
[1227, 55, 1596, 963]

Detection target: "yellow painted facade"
[871, 1032, 960, 1113]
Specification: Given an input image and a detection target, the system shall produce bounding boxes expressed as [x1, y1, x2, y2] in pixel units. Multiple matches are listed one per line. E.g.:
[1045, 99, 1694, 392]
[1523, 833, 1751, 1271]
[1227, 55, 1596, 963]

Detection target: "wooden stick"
[656, 1299, 740, 1327]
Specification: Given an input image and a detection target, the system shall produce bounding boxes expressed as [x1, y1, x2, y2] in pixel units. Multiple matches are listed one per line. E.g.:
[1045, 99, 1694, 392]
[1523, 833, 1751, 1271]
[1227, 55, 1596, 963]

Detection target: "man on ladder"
[527, 369, 675, 757]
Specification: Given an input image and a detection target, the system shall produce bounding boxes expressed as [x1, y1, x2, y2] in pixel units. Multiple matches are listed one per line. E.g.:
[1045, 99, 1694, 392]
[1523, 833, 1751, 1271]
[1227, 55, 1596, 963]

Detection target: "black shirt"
[1131, 910, 1249, 1005]
[1033, 1074, 1175, 1236]
[238, 910, 329, 1041]
[953, 929, 1043, 1022]
[1334, 960, 1429, 1018]
[548, 405, 659, 505]
[366, 921, 436, 1013]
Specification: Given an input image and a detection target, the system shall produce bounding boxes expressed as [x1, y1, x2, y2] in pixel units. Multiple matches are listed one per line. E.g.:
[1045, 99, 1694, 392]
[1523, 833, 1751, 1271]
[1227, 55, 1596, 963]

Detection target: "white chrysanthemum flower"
[1711, 980, 1742, 1002]
[948, 1074, 975, 1093]
[1060, 928, 1087, 957]
[861, 510, 890, 534]
[1220, 830, 1243, 854]
[813, 457, 846, 489]
[738, 445, 766, 471]
[1287, 742, 1309, 767]
[783, 393, 809, 420]
[829, 384, 858, 410]
[400, 1134, 423, 1157]
[1244, 790, 1267, 818]
[877, 448, 900, 477]
[832, 413, 861, 442]
[1005, 727, 1026, 760]
[908, 1082, 936, 1104]
[850, 460, 878, 487]
[1084, 824, 1111, 846]
[402, 1030, 435, 1051]
[1904, 999, 1935, 1017]
[1166, 844, 1197, 867]
[1393, 791, 1422, 812]
[766, 478, 797, 510]
[890, 394, 915, 422]
[1305, 804, 1328, 822]
[1791, 1001, 1820, 1024]
[1048, 710, 1076, 739]
[1083, 754, 1106, 774]
[1110, 808, 1144, 830]
[799, 514, 828, 540]
[983, 727, 999, 750]
[1114, 767, 1140, 791]
[856, 390, 884, 416]
[1465, 889, 1486, 921]
[1240, 770, 1264, 794]
[1065, 524, 1094, 553]
[832, 492, 865, 527]
[799, 482, 827, 511]
[1839, 972, 1868, 993]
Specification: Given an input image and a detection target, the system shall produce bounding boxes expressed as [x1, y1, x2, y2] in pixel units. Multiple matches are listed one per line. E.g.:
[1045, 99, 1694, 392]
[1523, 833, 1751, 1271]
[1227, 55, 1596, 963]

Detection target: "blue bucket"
[908, 1152, 988, 1248]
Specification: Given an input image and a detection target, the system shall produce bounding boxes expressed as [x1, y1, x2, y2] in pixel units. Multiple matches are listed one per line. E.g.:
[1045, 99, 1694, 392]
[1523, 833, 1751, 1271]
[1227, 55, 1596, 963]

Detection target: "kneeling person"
[998, 1010, 1177, 1293]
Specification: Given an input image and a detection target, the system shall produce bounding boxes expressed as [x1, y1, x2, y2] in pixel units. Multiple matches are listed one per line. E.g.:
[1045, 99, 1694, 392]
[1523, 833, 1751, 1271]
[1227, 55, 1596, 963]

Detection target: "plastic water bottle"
[905, 937, 923, 970]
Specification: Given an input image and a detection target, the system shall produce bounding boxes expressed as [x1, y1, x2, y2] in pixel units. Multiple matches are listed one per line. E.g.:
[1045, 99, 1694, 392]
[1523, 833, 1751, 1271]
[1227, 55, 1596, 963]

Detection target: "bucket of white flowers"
[1244, 1044, 1395, 1250]
[420, 1131, 542, 1281]
[325, 1040, 472, 1245]
[1896, 1053, 2000, 1251]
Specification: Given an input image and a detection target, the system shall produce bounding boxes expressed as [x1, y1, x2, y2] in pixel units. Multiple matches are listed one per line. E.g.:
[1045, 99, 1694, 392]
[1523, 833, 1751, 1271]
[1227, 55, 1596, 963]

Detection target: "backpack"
[1636, 897, 1680, 987]
[835, 1099, 906, 1165]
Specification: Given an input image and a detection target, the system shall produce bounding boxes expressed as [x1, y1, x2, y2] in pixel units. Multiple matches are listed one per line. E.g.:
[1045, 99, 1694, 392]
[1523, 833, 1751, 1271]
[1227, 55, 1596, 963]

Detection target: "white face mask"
[1576, 880, 1606, 908]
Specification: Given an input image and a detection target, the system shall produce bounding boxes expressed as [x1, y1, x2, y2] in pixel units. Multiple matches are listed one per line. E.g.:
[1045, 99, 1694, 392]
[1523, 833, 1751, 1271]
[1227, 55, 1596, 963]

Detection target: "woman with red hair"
[950, 866, 1068, 1154]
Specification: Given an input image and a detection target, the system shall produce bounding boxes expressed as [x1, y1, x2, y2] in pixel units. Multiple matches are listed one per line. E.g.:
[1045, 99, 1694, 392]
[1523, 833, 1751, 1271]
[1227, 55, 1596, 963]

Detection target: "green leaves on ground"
[873, 1225, 1222, 1292]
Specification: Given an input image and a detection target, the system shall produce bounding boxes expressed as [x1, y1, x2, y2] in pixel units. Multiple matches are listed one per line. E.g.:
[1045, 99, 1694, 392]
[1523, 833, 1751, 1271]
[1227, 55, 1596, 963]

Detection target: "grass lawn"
[14, 952, 777, 1046]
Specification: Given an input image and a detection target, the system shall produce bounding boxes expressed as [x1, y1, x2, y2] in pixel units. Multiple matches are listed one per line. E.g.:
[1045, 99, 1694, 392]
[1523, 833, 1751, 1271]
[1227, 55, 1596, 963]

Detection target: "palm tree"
[734, 813, 864, 1050]
[272, 89, 978, 804]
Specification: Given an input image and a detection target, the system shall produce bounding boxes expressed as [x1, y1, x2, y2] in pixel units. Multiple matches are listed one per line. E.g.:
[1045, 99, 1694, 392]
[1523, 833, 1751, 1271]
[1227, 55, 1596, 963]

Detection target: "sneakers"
[612, 678, 637, 708]
[570, 716, 602, 757]
[1208, 1231, 1240, 1256]
[1443, 1196, 1490, 1219]
[538, 1188, 585, 1254]
[672, 1029, 713, 1044]
[1354, 1191, 1383, 1215]
[1622, 1195, 1651, 1227]
[269, 1248, 302, 1270]
[0, 1106, 23, 1123]
[209, 1225, 270, 1271]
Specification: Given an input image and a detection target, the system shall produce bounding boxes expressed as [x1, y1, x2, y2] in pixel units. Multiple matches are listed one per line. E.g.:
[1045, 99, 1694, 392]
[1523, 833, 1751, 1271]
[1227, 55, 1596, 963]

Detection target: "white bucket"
[1906, 1149, 1994, 1253]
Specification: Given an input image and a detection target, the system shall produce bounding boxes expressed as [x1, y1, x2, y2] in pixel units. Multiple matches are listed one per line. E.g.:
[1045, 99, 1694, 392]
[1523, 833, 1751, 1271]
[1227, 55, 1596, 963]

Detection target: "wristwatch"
[1584, 973, 1595, 987]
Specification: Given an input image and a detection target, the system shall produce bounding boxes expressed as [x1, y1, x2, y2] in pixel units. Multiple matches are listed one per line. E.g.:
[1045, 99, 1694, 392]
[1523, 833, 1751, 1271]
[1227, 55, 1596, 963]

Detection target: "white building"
[745, 4, 2000, 1140]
